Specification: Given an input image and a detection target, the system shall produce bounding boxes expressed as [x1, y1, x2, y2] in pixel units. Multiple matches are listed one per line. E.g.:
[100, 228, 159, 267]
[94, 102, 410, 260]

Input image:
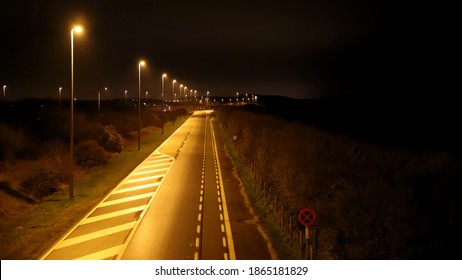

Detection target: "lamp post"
[161, 74, 167, 134]
[2, 85, 6, 106]
[97, 87, 107, 112]
[162, 74, 167, 101]
[172, 79, 176, 102]
[58, 87, 62, 105]
[138, 60, 145, 151]
[69, 25, 82, 199]
[124, 90, 128, 103]
[180, 84, 183, 101]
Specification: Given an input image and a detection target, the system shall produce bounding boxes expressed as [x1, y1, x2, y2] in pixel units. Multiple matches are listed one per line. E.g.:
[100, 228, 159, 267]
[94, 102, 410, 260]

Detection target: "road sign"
[298, 208, 316, 227]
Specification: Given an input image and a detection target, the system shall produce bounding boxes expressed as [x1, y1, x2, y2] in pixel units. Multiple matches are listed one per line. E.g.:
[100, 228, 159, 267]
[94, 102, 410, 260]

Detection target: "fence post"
[299, 231, 303, 258]
[312, 229, 318, 260]
[305, 227, 310, 259]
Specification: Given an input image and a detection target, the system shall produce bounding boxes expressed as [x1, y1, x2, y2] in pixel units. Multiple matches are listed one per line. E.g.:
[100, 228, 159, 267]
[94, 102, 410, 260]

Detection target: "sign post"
[298, 208, 316, 259]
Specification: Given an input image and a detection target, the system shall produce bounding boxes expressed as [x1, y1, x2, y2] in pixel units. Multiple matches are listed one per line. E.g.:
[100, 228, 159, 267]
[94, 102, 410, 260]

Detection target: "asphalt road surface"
[41, 110, 273, 260]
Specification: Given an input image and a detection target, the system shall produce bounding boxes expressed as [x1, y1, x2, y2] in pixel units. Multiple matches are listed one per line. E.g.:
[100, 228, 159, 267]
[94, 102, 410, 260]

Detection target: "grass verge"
[216, 121, 299, 259]
[0, 117, 188, 260]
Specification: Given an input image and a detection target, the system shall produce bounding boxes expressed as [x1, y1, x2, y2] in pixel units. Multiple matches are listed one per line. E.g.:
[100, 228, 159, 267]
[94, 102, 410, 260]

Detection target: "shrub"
[216, 106, 462, 259]
[74, 140, 111, 167]
[97, 124, 124, 153]
[0, 123, 26, 162]
[20, 166, 60, 200]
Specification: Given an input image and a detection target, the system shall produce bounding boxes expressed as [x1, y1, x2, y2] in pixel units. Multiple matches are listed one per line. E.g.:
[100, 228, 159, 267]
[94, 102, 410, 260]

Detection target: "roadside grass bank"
[0, 116, 189, 260]
[215, 106, 462, 259]
[215, 121, 298, 259]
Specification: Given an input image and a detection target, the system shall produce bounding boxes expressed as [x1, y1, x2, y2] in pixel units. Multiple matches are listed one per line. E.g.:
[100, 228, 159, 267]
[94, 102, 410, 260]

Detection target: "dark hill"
[252, 95, 461, 155]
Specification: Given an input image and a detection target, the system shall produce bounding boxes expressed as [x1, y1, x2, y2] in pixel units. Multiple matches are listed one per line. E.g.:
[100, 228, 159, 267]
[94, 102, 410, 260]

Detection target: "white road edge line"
[211, 119, 236, 260]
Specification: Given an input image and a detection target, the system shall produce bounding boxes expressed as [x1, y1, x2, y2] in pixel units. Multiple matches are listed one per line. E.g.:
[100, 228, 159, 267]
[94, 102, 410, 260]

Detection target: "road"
[40, 110, 273, 260]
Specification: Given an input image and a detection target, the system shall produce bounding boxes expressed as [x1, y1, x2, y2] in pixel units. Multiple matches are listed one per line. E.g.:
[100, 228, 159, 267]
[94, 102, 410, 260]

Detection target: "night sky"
[0, 0, 455, 101]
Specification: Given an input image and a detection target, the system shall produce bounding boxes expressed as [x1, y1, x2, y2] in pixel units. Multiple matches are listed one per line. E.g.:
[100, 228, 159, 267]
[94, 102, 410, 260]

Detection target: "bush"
[0, 122, 26, 162]
[21, 166, 60, 200]
[98, 124, 124, 153]
[216, 106, 462, 259]
[74, 140, 111, 167]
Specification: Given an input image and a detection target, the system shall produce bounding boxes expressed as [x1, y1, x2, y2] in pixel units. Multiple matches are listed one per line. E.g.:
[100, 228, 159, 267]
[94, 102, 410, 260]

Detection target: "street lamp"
[180, 84, 183, 101]
[98, 91, 101, 112]
[97, 87, 108, 112]
[69, 25, 83, 199]
[161, 73, 167, 101]
[146, 91, 148, 102]
[58, 87, 62, 104]
[172, 79, 176, 102]
[124, 90, 128, 103]
[161, 74, 167, 135]
[138, 60, 145, 151]
[3, 85, 6, 105]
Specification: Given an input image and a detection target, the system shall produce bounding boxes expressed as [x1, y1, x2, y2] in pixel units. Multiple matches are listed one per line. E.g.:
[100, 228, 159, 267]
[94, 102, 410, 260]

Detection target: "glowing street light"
[2, 85, 6, 105]
[138, 60, 145, 150]
[58, 87, 62, 104]
[124, 90, 128, 103]
[180, 84, 183, 101]
[161, 74, 167, 135]
[69, 25, 83, 199]
[146, 91, 148, 102]
[161, 73, 167, 101]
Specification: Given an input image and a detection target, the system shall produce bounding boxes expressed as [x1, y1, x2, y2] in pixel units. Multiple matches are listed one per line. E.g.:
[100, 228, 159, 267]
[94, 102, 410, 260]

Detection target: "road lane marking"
[55, 222, 137, 249]
[100, 192, 154, 207]
[76, 245, 125, 260]
[124, 174, 164, 184]
[131, 168, 169, 176]
[81, 205, 146, 225]
[112, 182, 160, 194]
[136, 162, 171, 169]
[211, 120, 236, 260]
[40, 120, 181, 260]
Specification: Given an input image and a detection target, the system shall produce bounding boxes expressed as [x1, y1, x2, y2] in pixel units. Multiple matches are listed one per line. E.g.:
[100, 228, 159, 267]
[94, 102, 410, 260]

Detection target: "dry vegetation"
[0, 101, 186, 232]
[216, 106, 462, 259]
